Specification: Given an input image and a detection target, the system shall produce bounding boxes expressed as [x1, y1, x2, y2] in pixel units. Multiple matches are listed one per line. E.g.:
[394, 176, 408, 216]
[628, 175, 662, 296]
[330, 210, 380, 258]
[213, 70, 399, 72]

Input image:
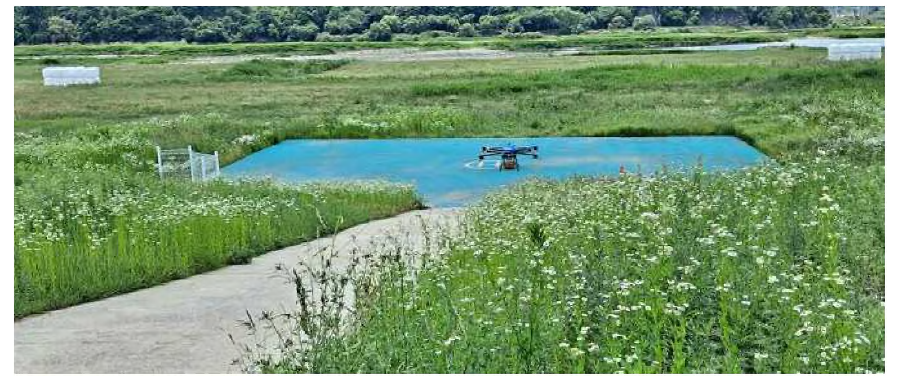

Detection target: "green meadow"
[14, 37, 884, 373]
[15, 48, 881, 162]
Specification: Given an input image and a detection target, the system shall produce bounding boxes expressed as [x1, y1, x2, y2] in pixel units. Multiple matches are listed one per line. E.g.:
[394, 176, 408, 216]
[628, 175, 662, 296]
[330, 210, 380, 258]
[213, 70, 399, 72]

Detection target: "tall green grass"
[14, 166, 420, 317]
[13, 96, 420, 317]
[252, 158, 884, 373]
[211, 59, 351, 81]
[803, 26, 885, 39]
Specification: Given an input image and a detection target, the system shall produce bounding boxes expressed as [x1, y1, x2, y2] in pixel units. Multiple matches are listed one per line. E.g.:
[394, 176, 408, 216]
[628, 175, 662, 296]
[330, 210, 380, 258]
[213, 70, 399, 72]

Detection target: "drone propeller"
[477, 144, 539, 161]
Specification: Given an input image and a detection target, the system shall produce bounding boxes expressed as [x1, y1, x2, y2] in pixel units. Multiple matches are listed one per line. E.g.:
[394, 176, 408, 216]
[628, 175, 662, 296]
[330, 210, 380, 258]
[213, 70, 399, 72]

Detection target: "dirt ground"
[14, 208, 463, 374]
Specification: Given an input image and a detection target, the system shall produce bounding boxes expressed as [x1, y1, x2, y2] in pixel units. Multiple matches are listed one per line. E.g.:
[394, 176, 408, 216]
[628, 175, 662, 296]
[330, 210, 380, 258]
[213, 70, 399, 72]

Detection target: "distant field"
[13, 27, 883, 61]
[14, 47, 882, 162]
[10, 29, 796, 58]
[803, 26, 885, 38]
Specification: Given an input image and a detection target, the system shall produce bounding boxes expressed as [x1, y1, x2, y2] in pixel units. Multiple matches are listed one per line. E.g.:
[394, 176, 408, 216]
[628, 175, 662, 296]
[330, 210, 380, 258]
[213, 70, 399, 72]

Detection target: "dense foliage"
[14, 6, 844, 45]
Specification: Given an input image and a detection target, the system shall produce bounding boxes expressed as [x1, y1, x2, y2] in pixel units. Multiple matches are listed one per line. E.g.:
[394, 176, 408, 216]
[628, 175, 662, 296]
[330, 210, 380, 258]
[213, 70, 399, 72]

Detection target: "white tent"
[42, 66, 101, 86]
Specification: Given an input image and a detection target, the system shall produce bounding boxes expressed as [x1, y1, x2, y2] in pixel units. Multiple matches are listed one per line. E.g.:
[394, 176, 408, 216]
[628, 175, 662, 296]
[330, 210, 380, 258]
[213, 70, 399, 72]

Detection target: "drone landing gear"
[498, 162, 519, 171]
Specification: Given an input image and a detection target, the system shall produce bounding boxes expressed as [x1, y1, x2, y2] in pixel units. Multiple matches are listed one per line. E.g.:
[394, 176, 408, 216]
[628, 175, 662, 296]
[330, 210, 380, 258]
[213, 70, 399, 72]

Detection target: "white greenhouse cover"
[42, 66, 101, 86]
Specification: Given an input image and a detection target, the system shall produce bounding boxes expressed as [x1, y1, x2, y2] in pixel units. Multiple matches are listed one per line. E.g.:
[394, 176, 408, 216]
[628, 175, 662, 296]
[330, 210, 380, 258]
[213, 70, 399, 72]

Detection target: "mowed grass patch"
[319, 48, 826, 79]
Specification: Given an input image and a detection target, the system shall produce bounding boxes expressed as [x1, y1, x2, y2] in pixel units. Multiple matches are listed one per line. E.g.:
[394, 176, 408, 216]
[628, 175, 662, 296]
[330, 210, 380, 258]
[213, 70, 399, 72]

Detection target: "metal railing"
[156, 145, 220, 182]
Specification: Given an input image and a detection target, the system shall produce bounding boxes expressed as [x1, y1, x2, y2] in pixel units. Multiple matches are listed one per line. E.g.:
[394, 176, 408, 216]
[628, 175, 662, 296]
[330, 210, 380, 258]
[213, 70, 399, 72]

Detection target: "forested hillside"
[15, 6, 840, 45]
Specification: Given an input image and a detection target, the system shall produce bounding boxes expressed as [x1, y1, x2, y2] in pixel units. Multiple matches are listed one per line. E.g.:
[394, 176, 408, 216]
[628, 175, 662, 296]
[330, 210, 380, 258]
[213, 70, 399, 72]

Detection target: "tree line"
[15, 6, 835, 45]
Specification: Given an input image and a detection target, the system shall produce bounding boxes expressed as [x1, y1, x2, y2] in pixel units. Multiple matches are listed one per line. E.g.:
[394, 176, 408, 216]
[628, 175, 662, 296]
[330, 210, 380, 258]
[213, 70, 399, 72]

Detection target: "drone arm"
[478, 152, 503, 159]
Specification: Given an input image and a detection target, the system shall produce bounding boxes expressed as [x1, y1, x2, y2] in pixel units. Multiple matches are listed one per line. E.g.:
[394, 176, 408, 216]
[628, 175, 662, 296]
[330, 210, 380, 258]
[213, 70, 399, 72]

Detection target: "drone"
[478, 143, 539, 171]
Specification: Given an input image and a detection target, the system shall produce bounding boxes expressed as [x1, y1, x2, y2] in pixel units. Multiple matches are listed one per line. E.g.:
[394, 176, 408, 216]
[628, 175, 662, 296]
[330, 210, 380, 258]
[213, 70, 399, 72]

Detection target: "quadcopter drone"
[478, 143, 539, 171]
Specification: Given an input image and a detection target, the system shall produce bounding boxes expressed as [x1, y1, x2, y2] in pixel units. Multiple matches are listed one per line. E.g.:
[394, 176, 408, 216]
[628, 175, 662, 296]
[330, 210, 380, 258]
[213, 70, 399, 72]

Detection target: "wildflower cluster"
[310, 107, 473, 138]
[258, 158, 884, 374]
[14, 164, 419, 316]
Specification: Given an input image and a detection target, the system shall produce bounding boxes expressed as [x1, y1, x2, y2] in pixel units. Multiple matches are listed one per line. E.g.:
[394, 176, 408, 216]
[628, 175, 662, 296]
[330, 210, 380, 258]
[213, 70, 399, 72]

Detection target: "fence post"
[188, 145, 196, 182]
[156, 146, 163, 180]
[214, 151, 220, 177]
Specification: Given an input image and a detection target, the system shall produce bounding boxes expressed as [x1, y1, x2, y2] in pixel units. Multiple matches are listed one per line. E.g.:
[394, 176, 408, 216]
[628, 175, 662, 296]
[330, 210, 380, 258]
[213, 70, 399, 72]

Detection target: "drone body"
[478, 143, 539, 171]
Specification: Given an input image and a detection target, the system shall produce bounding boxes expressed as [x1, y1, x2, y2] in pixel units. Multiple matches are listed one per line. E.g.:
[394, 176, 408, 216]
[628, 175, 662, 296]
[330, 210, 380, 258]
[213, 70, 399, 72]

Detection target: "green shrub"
[367, 22, 393, 42]
[213, 59, 351, 81]
[608, 15, 630, 29]
[457, 23, 477, 38]
[39, 57, 61, 65]
[288, 23, 320, 42]
[633, 14, 658, 31]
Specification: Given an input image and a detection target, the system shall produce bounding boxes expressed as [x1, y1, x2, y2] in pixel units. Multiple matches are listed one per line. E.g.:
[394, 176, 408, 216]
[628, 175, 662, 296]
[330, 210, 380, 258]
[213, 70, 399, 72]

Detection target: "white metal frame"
[156, 145, 220, 182]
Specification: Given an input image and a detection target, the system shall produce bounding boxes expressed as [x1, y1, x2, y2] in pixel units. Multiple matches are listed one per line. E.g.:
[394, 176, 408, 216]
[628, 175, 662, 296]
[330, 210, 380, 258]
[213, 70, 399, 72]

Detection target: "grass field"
[15, 48, 882, 162]
[13, 29, 792, 58]
[14, 171, 419, 317]
[14, 35, 884, 371]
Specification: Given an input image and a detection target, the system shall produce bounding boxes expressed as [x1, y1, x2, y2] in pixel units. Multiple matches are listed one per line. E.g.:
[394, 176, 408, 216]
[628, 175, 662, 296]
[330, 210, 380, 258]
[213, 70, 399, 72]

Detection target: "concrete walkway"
[15, 208, 463, 374]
